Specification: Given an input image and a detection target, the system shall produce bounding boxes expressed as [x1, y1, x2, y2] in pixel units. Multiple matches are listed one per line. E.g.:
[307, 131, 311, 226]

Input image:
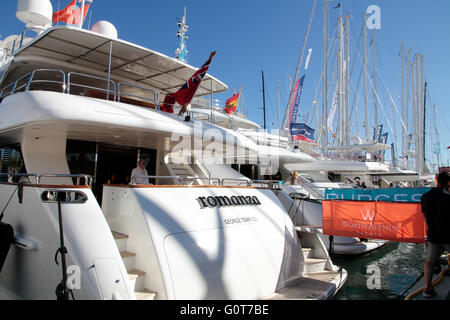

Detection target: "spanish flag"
[224, 92, 240, 115]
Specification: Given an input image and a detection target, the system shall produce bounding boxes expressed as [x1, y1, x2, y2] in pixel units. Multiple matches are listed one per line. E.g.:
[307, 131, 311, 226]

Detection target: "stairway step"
[120, 251, 136, 258]
[112, 231, 129, 240]
[305, 258, 328, 273]
[302, 248, 312, 259]
[128, 269, 146, 292]
[306, 258, 328, 264]
[135, 289, 156, 300]
[112, 231, 129, 251]
[120, 251, 136, 271]
[128, 269, 145, 281]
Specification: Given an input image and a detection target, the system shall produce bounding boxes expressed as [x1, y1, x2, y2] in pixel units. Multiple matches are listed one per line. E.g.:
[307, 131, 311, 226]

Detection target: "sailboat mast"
[401, 42, 405, 159]
[434, 104, 441, 167]
[406, 48, 411, 162]
[338, 16, 344, 146]
[363, 12, 369, 142]
[322, 0, 328, 153]
[373, 30, 378, 141]
[262, 70, 267, 130]
[281, 0, 318, 130]
[277, 81, 281, 133]
[345, 15, 350, 147]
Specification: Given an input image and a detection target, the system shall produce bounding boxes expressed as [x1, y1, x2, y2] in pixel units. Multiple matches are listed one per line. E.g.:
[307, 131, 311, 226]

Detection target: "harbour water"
[332, 242, 427, 300]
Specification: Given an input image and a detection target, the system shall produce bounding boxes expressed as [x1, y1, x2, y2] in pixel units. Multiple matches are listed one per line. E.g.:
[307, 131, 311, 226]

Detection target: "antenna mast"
[175, 7, 189, 62]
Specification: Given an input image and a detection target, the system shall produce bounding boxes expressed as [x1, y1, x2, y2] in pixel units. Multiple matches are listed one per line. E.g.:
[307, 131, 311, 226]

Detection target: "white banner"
[327, 87, 339, 132]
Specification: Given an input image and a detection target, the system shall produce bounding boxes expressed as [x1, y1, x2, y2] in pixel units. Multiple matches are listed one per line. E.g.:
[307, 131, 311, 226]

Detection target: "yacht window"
[66, 140, 97, 178]
[0, 144, 26, 182]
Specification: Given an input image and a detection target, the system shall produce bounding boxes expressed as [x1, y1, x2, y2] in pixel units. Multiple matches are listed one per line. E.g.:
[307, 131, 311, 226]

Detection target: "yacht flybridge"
[0, 0, 346, 300]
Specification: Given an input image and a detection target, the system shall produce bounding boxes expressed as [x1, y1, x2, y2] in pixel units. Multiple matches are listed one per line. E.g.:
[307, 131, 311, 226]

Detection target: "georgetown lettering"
[198, 195, 261, 209]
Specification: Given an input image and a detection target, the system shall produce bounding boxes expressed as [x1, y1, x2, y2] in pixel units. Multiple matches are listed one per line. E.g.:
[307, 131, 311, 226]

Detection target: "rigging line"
[348, 18, 364, 81]
[0, 183, 20, 222]
[314, 26, 340, 142]
[341, 21, 364, 136]
[265, 87, 277, 129]
[282, 0, 318, 129]
[426, 87, 450, 134]
[305, 25, 339, 124]
[351, 34, 406, 138]
[366, 74, 394, 135]
[348, 60, 364, 130]
[378, 71, 408, 134]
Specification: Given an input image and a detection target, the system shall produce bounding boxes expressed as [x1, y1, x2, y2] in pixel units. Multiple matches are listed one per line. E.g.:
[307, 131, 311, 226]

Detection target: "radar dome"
[91, 21, 118, 39]
[16, 0, 53, 28]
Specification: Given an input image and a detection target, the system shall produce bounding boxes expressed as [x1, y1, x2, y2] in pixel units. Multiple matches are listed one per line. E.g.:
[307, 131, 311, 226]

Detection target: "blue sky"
[1, 0, 449, 168]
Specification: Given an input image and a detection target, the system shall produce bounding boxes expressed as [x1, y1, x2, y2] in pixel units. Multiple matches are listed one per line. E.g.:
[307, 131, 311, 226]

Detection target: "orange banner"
[322, 200, 427, 243]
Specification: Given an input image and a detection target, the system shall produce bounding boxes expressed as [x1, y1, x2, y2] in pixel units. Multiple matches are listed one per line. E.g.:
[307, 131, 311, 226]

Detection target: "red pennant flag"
[161, 51, 216, 114]
[53, 0, 90, 25]
[322, 200, 427, 243]
[224, 92, 240, 115]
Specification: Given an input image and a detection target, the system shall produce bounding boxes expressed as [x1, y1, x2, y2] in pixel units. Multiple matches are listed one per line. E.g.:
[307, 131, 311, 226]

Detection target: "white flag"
[327, 87, 339, 132]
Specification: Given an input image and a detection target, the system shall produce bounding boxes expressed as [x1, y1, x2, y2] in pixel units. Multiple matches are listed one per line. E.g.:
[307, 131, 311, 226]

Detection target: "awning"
[6, 26, 227, 97]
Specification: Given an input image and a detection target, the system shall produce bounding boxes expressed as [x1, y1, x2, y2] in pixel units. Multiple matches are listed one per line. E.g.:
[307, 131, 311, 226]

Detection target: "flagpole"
[79, 0, 85, 28]
[239, 86, 243, 115]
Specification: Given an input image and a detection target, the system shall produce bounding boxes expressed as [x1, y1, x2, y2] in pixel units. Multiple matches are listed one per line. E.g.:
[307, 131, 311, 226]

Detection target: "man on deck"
[420, 172, 450, 298]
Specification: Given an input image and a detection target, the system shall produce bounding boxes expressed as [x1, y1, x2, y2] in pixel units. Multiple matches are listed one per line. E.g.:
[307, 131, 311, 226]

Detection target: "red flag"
[224, 92, 240, 115]
[322, 200, 427, 243]
[53, 0, 90, 25]
[161, 51, 216, 114]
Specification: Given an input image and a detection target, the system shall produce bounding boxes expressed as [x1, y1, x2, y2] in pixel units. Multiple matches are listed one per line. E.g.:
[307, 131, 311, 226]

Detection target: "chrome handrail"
[182, 177, 221, 185]
[27, 69, 66, 93]
[221, 178, 251, 187]
[131, 175, 181, 185]
[0, 173, 38, 184]
[36, 174, 93, 186]
[0, 82, 16, 99]
[117, 82, 158, 106]
[68, 72, 116, 101]
[250, 180, 283, 190]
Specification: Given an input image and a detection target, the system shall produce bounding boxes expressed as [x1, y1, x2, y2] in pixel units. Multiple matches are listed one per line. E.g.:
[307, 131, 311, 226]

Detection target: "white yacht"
[187, 97, 390, 256]
[0, 0, 347, 300]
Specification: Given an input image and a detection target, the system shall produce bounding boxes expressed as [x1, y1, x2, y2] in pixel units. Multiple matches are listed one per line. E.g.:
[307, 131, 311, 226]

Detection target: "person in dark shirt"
[420, 172, 450, 298]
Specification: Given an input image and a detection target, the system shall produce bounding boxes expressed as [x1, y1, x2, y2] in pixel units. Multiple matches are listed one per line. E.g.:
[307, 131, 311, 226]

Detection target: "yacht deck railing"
[0, 68, 252, 124]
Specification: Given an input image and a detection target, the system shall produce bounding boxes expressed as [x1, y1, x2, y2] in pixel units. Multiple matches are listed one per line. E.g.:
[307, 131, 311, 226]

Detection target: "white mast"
[363, 12, 369, 142]
[281, 0, 317, 131]
[345, 15, 350, 147]
[406, 48, 411, 165]
[175, 7, 189, 62]
[337, 16, 344, 147]
[277, 81, 281, 133]
[322, 0, 328, 154]
[414, 53, 420, 174]
[401, 42, 405, 160]
[419, 54, 425, 175]
[78, 0, 92, 29]
[373, 30, 378, 142]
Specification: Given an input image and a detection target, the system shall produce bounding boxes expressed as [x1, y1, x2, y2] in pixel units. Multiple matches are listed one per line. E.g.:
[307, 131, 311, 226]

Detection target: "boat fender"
[18, 183, 24, 204]
[0, 222, 14, 273]
[329, 235, 334, 253]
